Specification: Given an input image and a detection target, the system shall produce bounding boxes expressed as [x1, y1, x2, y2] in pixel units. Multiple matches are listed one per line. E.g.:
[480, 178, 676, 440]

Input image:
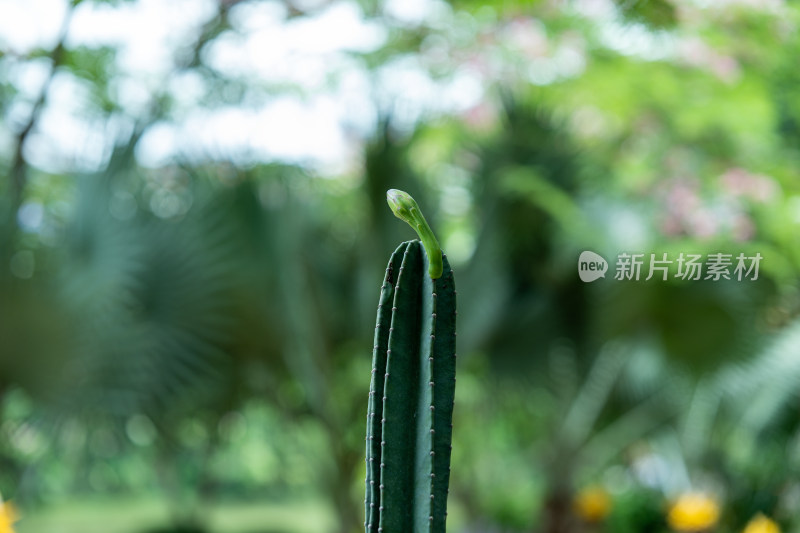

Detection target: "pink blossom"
[731, 213, 756, 241]
[504, 17, 549, 59]
[688, 208, 719, 239]
[720, 168, 779, 203]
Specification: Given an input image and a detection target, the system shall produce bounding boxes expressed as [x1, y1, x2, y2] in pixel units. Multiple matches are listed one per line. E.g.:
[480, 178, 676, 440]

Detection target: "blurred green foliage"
[2, 0, 800, 532]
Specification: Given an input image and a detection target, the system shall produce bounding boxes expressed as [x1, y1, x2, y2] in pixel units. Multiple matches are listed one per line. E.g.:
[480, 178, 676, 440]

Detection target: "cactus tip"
[386, 189, 443, 279]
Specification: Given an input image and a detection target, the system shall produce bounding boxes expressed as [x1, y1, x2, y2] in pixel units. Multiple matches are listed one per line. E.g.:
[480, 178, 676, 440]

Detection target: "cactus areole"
[364, 190, 457, 533]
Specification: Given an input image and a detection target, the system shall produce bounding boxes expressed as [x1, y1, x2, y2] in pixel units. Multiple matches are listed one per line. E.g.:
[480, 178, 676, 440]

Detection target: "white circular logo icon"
[578, 251, 608, 282]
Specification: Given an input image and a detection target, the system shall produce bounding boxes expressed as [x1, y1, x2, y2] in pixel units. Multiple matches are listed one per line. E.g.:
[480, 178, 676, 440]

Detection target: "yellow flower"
[0, 500, 17, 533]
[667, 492, 720, 532]
[742, 514, 780, 533]
[574, 485, 612, 523]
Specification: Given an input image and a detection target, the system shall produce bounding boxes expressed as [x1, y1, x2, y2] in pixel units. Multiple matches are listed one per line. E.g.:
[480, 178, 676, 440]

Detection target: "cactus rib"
[365, 241, 410, 532]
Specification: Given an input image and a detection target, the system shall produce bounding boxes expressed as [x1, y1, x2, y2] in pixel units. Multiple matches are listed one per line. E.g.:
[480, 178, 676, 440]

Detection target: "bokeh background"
[1, 0, 800, 532]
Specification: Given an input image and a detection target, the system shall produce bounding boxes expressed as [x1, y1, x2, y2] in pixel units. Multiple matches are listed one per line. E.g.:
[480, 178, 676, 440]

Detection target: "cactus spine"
[365, 190, 457, 533]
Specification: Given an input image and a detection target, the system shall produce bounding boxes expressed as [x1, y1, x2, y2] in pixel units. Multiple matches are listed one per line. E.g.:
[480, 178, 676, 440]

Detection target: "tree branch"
[9, 5, 75, 219]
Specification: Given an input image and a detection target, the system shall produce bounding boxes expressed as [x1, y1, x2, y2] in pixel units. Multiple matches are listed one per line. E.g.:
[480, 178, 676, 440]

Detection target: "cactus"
[364, 190, 457, 533]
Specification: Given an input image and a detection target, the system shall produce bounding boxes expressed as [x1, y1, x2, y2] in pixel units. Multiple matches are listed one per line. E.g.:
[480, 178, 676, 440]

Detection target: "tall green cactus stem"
[386, 189, 443, 279]
[364, 196, 456, 533]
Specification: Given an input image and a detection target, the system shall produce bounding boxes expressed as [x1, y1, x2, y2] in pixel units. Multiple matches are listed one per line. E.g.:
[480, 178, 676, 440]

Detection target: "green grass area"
[15, 498, 335, 533]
